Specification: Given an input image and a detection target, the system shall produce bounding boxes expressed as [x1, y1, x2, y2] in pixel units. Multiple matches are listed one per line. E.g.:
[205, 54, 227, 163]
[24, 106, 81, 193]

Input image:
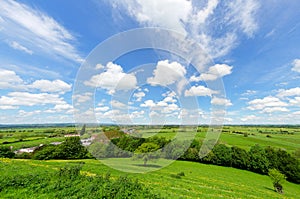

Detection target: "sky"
[0, 0, 300, 125]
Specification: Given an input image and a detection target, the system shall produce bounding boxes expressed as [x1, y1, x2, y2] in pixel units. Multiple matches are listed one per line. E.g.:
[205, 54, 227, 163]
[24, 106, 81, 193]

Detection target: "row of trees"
[179, 142, 300, 184]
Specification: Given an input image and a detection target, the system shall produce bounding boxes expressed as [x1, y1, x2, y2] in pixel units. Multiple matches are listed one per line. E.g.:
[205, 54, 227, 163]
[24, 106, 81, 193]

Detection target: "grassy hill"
[1, 158, 299, 198]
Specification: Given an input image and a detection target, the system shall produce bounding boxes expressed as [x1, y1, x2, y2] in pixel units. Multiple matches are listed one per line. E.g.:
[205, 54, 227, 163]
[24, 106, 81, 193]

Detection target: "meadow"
[1, 158, 300, 198]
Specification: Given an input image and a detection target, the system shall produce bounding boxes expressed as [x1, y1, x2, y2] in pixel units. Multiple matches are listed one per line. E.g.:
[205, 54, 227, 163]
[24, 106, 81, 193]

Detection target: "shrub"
[268, 169, 286, 194]
[0, 146, 15, 158]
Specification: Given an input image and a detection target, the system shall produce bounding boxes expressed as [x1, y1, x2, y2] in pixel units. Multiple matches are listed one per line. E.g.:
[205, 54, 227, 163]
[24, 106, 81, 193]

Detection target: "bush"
[0, 146, 15, 158]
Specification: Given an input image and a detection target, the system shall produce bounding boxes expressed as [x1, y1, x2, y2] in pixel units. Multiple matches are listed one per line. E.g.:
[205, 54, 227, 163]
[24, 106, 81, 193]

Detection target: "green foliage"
[0, 161, 160, 198]
[248, 144, 269, 174]
[0, 146, 15, 158]
[55, 137, 89, 159]
[268, 169, 286, 193]
[32, 137, 90, 160]
[265, 147, 300, 184]
[134, 142, 160, 165]
[32, 145, 56, 160]
[231, 146, 249, 170]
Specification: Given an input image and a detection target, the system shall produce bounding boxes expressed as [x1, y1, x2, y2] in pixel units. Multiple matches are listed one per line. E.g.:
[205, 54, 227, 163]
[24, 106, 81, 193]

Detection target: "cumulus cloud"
[0, 69, 72, 94]
[84, 62, 137, 95]
[211, 97, 232, 106]
[190, 64, 233, 82]
[0, 105, 19, 110]
[0, 69, 24, 89]
[0, 92, 65, 107]
[0, 0, 82, 62]
[73, 92, 93, 103]
[29, 79, 72, 94]
[291, 59, 300, 73]
[261, 107, 289, 113]
[277, 87, 300, 98]
[247, 96, 288, 112]
[241, 115, 258, 122]
[147, 60, 186, 86]
[289, 97, 300, 106]
[133, 91, 145, 102]
[110, 100, 128, 109]
[185, 85, 218, 97]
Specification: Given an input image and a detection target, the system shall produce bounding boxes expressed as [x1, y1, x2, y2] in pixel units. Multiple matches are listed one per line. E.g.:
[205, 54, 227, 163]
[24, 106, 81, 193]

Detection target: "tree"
[268, 169, 286, 194]
[231, 146, 249, 170]
[248, 144, 269, 174]
[134, 143, 160, 166]
[52, 137, 89, 159]
[211, 144, 232, 166]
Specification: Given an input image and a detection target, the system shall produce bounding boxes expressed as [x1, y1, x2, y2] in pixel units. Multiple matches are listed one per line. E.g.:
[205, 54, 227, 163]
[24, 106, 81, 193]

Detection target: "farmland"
[0, 124, 300, 198]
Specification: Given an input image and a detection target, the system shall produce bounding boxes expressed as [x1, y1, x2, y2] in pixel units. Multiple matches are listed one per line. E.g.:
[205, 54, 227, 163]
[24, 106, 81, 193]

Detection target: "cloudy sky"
[0, 0, 300, 124]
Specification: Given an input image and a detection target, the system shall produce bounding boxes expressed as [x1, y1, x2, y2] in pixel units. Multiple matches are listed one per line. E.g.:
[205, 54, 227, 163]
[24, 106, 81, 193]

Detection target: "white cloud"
[190, 64, 233, 82]
[247, 96, 288, 110]
[130, 110, 145, 119]
[0, 92, 65, 107]
[241, 115, 258, 122]
[133, 91, 145, 102]
[107, 0, 260, 59]
[73, 92, 93, 103]
[29, 79, 72, 94]
[289, 97, 300, 106]
[0, 0, 82, 62]
[277, 87, 300, 98]
[95, 106, 110, 112]
[241, 90, 257, 96]
[226, 0, 260, 37]
[84, 62, 137, 94]
[111, 0, 192, 35]
[147, 60, 186, 86]
[211, 97, 232, 106]
[0, 105, 18, 110]
[9, 41, 33, 54]
[110, 100, 128, 109]
[0, 69, 24, 89]
[261, 107, 289, 113]
[292, 59, 300, 73]
[185, 85, 218, 97]
[140, 100, 156, 108]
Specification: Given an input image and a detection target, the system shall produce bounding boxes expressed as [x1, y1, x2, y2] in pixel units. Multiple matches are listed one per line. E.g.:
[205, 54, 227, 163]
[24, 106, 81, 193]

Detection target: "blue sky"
[0, 0, 300, 124]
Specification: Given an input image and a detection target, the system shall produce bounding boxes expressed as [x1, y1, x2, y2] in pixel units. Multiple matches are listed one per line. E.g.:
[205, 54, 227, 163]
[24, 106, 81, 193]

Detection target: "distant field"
[1, 158, 300, 198]
[1, 125, 299, 153]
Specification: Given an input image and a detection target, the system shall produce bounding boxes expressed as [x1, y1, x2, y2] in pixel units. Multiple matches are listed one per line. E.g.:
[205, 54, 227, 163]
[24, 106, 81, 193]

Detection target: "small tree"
[134, 143, 160, 166]
[268, 169, 286, 194]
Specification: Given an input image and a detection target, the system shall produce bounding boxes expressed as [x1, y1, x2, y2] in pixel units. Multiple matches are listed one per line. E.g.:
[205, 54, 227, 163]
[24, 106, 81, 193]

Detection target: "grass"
[2, 158, 299, 198]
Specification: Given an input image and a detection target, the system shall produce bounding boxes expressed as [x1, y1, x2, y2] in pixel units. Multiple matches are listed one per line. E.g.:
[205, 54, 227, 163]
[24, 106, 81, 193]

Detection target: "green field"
[1, 158, 300, 198]
[1, 125, 300, 198]
[1, 125, 299, 153]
